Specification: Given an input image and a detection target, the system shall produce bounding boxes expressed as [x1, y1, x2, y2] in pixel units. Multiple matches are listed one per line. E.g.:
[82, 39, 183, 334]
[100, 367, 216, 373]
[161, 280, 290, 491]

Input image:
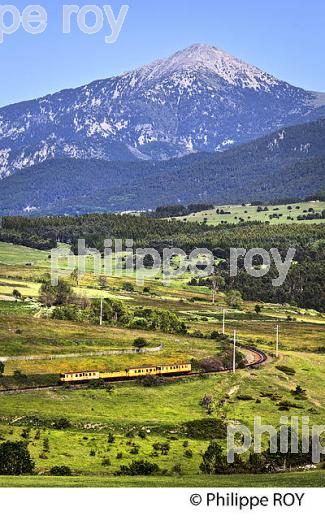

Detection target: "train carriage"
[60, 363, 192, 384]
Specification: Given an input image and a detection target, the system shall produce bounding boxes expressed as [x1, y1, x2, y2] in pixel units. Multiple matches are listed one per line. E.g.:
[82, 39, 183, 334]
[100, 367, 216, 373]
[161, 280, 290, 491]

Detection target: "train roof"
[60, 370, 100, 375]
[61, 362, 191, 376]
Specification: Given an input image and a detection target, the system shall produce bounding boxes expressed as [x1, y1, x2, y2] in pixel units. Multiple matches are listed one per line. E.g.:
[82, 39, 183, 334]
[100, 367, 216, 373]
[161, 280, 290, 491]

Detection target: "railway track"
[0, 346, 267, 394]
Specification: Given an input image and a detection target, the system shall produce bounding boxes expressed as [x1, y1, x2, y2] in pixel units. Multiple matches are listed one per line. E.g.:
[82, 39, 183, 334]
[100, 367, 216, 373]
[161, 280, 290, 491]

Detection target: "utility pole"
[276, 324, 279, 358]
[233, 330, 236, 374]
[222, 309, 226, 335]
[100, 298, 103, 326]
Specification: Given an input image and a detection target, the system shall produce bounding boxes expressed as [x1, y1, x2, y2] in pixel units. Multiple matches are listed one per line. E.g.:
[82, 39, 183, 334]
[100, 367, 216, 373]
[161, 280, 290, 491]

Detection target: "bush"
[225, 290, 243, 309]
[172, 464, 183, 475]
[13, 370, 28, 381]
[184, 418, 227, 440]
[52, 304, 82, 322]
[236, 394, 254, 401]
[276, 365, 296, 376]
[53, 418, 71, 430]
[133, 337, 149, 349]
[39, 279, 74, 307]
[210, 331, 227, 340]
[122, 282, 134, 292]
[107, 432, 115, 443]
[137, 375, 165, 387]
[49, 465, 72, 476]
[116, 459, 160, 476]
[152, 442, 170, 455]
[184, 449, 193, 458]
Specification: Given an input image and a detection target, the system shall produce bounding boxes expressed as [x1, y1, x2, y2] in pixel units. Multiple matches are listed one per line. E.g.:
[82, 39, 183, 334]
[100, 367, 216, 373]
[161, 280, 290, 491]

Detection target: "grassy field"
[177, 201, 325, 226]
[0, 471, 323, 487]
[0, 240, 324, 487]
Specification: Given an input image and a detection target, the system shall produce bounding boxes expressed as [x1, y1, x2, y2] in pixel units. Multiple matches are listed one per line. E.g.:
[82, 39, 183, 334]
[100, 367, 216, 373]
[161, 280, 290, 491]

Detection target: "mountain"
[1, 118, 324, 215]
[0, 44, 324, 179]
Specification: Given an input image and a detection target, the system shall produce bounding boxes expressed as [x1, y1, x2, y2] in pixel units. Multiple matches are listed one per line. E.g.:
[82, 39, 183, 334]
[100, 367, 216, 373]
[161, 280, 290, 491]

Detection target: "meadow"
[177, 201, 325, 226]
[0, 237, 324, 487]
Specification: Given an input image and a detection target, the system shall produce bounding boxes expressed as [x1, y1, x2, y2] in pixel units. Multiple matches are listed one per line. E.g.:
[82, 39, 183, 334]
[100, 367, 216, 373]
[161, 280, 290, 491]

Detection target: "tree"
[225, 290, 243, 309]
[210, 274, 225, 304]
[133, 337, 148, 349]
[39, 279, 74, 307]
[122, 282, 134, 292]
[200, 441, 242, 474]
[255, 304, 263, 315]
[98, 276, 108, 290]
[12, 289, 22, 299]
[0, 362, 4, 378]
[0, 441, 34, 475]
[89, 298, 131, 325]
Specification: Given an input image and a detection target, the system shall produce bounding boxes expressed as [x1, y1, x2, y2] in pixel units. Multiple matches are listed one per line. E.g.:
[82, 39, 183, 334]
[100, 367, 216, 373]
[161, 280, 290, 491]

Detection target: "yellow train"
[60, 362, 192, 383]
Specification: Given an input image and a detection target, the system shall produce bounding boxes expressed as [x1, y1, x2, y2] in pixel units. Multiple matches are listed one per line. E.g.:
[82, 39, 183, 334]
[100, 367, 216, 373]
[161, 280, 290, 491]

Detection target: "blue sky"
[1, 0, 325, 107]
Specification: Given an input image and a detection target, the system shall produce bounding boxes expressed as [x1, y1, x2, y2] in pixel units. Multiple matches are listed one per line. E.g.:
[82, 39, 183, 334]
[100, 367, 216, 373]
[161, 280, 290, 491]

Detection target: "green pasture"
[178, 201, 325, 226]
[0, 470, 323, 487]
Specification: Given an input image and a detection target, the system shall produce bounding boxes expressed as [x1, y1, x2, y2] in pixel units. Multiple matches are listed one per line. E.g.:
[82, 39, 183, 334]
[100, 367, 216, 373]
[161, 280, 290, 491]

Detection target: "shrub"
[276, 365, 296, 376]
[53, 418, 71, 430]
[122, 282, 134, 292]
[210, 331, 227, 340]
[172, 464, 183, 475]
[101, 458, 111, 466]
[116, 459, 160, 476]
[184, 449, 193, 458]
[236, 394, 254, 401]
[137, 375, 165, 387]
[52, 304, 82, 322]
[184, 418, 227, 440]
[13, 370, 27, 381]
[225, 290, 243, 309]
[39, 279, 74, 307]
[49, 465, 72, 476]
[152, 442, 170, 455]
[107, 432, 115, 444]
[277, 400, 303, 411]
[133, 337, 149, 349]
